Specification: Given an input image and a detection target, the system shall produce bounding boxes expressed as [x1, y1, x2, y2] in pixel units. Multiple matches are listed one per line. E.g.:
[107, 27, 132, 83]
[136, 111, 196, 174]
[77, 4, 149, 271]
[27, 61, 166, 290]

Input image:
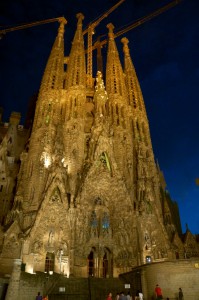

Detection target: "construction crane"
[91, 0, 183, 73]
[0, 17, 66, 38]
[0, 0, 182, 83]
[0, 1, 124, 88]
[82, 0, 125, 89]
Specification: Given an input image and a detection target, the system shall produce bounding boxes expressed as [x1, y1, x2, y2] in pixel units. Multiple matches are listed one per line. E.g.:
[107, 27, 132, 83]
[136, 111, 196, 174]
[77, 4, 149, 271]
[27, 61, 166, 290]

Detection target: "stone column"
[5, 259, 22, 300]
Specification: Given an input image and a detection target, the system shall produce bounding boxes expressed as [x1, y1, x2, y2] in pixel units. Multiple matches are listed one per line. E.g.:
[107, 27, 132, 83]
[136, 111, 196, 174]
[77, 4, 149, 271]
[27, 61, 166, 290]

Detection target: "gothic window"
[102, 212, 109, 230]
[90, 211, 98, 228]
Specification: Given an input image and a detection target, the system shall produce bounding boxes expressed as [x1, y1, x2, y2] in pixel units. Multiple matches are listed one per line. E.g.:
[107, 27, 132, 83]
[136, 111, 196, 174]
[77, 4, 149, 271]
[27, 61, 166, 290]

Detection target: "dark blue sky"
[0, 0, 199, 233]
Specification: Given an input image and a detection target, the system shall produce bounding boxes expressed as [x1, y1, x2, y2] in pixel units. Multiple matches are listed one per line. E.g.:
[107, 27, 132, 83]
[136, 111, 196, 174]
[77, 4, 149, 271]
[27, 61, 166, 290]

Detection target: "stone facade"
[0, 11, 199, 300]
[0, 112, 29, 227]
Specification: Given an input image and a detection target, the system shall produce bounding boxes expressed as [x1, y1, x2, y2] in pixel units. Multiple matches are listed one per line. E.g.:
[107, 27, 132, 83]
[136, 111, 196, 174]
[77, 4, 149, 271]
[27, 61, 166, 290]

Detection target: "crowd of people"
[106, 285, 184, 300]
[36, 285, 184, 300]
[106, 290, 143, 300]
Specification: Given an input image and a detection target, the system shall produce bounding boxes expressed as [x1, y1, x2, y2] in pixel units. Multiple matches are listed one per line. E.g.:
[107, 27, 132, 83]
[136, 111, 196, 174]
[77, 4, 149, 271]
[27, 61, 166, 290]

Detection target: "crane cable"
[0, 17, 66, 36]
[92, 0, 183, 50]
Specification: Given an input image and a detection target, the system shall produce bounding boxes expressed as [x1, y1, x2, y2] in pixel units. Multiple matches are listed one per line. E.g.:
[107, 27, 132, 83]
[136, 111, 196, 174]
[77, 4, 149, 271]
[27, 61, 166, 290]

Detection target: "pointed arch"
[103, 247, 112, 278]
[87, 247, 96, 277]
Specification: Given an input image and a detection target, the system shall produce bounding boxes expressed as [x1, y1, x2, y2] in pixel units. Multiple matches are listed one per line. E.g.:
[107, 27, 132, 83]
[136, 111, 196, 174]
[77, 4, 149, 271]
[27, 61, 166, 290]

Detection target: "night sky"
[0, 0, 199, 233]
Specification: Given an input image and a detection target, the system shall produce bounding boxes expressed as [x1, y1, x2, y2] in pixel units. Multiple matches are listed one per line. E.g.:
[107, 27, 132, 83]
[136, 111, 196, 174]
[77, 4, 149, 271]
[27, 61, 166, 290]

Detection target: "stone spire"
[59, 14, 87, 200]
[121, 37, 145, 112]
[10, 18, 68, 216]
[106, 23, 127, 99]
[122, 36, 153, 157]
[121, 37, 153, 152]
[65, 13, 86, 89]
[39, 17, 67, 92]
[33, 18, 67, 130]
[104, 25, 134, 188]
[121, 38, 164, 234]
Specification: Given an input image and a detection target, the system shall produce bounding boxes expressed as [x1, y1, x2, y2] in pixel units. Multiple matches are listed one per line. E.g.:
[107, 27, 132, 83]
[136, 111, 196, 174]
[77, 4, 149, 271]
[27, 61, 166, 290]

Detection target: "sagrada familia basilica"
[0, 10, 198, 300]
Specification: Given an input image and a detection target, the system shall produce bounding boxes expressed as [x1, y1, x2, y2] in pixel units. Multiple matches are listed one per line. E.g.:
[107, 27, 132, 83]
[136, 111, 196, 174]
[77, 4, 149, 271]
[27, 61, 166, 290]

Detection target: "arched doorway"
[88, 248, 95, 277]
[45, 252, 55, 273]
[103, 252, 108, 278]
[103, 248, 112, 278]
[87, 247, 113, 278]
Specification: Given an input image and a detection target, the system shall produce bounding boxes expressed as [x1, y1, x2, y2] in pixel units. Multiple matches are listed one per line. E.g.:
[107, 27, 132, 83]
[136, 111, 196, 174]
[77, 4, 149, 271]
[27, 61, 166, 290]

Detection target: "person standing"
[138, 291, 143, 300]
[119, 291, 127, 300]
[107, 292, 112, 300]
[115, 293, 120, 300]
[127, 291, 132, 300]
[179, 288, 184, 300]
[36, 292, 42, 300]
[155, 284, 163, 299]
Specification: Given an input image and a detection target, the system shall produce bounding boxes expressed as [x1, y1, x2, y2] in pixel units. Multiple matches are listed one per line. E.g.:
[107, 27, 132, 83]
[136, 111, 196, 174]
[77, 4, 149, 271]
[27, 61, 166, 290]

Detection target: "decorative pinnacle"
[76, 13, 85, 25]
[95, 71, 108, 101]
[121, 37, 130, 56]
[58, 17, 67, 35]
[58, 17, 67, 25]
[107, 23, 115, 39]
[96, 71, 103, 81]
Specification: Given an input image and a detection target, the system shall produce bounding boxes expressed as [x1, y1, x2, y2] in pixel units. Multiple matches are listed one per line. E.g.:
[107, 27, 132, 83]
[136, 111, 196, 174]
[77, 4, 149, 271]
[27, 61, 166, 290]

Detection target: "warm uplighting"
[44, 155, 51, 168]
[26, 265, 34, 274]
[41, 152, 52, 168]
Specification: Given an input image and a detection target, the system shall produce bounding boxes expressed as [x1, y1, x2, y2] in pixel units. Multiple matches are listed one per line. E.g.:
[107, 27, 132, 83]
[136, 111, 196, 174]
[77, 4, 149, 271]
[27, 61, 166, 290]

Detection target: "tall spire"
[33, 18, 67, 130]
[39, 17, 67, 92]
[121, 37, 145, 112]
[106, 23, 127, 98]
[65, 13, 86, 89]
[121, 37, 153, 148]
[121, 37, 162, 219]
[104, 25, 134, 189]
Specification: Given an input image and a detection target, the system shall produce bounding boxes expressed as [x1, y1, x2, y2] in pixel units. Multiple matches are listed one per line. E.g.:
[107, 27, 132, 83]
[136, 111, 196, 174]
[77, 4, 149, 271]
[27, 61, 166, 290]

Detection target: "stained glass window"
[102, 212, 109, 229]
